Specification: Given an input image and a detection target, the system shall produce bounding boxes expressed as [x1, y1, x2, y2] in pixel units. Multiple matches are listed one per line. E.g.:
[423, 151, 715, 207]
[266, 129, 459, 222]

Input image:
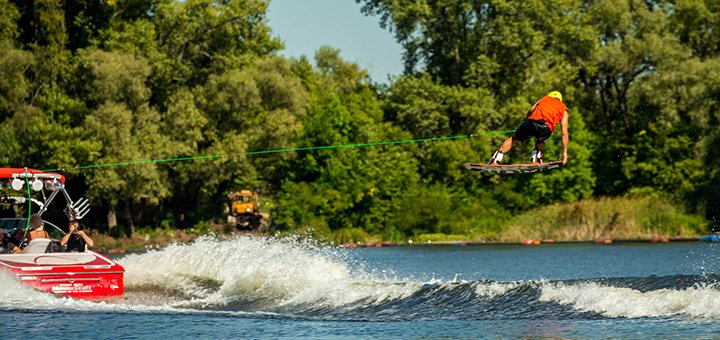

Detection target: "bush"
[500, 195, 706, 241]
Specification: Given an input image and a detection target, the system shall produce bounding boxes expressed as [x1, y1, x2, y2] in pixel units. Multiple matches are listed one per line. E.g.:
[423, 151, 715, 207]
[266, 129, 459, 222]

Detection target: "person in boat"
[27, 214, 50, 240]
[487, 91, 569, 165]
[0, 229, 20, 254]
[60, 219, 94, 252]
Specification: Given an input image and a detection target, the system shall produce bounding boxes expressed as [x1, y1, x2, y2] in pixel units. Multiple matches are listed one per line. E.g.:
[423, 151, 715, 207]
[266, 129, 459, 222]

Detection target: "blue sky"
[266, 0, 404, 82]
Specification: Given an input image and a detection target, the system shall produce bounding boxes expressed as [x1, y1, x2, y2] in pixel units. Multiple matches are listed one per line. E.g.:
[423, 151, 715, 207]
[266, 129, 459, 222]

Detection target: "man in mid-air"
[488, 91, 569, 166]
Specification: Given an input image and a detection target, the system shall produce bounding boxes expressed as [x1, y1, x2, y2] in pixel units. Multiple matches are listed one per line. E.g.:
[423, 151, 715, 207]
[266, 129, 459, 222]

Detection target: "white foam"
[0, 269, 55, 307]
[540, 281, 720, 318]
[117, 235, 422, 309]
[474, 281, 520, 298]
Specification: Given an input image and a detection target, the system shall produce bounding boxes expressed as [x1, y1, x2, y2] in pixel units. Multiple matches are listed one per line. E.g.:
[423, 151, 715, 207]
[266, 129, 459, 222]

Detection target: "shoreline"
[338, 237, 704, 248]
[96, 232, 709, 254]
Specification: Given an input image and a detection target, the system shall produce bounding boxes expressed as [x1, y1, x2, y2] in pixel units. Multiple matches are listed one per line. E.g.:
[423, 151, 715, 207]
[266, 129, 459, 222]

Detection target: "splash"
[540, 281, 720, 318]
[118, 235, 417, 309]
[114, 236, 533, 319]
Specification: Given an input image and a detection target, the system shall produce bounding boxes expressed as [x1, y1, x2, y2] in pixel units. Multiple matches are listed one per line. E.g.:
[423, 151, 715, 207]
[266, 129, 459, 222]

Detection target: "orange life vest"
[527, 96, 567, 132]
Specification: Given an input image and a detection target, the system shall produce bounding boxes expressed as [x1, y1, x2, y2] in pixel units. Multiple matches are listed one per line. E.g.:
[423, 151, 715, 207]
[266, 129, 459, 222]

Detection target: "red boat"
[0, 168, 125, 300]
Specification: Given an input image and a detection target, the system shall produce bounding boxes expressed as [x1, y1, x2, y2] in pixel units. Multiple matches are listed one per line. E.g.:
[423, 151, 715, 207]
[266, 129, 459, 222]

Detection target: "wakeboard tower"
[464, 161, 563, 174]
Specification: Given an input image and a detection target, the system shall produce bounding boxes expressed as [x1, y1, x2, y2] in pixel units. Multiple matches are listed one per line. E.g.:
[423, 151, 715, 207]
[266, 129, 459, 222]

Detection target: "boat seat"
[23, 238, 52, 254]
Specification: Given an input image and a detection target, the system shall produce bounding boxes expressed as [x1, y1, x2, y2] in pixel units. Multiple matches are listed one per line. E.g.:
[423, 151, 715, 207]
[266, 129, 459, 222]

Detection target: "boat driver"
[61, 220, 95, 252]
[27, 214, 50, 240]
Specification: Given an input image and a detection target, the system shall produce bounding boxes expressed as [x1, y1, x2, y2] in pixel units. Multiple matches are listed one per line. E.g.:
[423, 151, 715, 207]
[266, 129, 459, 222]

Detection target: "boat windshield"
[0, 218, 65, 240]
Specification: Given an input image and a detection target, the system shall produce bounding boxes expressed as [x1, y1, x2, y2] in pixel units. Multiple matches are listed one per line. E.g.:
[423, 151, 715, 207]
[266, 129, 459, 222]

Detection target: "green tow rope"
[23, 177, 31, 237]
[42, 130, 515, 172]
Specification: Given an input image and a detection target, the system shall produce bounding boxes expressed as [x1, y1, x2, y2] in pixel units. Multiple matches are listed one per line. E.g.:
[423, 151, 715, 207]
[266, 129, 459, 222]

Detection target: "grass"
[414, 233, 474, 243]
[91, 222, 239, 252]
[496, 195, 706, 242]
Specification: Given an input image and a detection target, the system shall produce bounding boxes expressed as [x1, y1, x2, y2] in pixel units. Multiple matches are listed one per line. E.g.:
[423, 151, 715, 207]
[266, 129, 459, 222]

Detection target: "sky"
[266, 0, 404, 83]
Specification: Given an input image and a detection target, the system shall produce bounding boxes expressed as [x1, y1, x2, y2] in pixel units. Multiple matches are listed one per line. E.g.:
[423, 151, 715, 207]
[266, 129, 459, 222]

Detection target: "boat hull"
[0, 250, 125, 300]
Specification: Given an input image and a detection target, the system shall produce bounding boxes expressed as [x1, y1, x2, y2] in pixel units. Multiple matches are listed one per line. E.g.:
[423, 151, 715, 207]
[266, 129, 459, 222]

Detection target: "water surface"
[2, 237, 719, 338]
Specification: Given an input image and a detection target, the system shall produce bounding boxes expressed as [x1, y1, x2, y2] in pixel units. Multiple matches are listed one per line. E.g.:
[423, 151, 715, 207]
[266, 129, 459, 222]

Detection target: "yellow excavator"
[227, 190, 264, 230]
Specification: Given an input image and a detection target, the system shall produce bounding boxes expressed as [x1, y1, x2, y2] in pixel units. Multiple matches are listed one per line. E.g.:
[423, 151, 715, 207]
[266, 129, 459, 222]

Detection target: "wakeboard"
[464, 161, 563, 174]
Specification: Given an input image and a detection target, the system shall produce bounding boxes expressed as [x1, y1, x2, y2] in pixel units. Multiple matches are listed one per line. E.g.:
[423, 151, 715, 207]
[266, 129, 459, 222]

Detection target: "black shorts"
[513, 119, 552, 143]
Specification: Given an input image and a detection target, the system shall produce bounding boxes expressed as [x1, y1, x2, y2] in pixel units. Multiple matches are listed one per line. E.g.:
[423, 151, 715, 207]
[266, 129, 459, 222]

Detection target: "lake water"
[2, 236, 720, 338]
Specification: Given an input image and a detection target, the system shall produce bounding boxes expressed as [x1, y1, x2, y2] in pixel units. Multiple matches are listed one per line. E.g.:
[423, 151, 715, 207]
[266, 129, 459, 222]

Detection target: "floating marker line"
[42, 130, 515, 172]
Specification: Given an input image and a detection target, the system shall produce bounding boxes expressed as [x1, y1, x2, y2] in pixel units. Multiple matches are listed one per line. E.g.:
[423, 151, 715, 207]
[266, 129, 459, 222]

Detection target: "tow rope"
[42, 130, 515, 172]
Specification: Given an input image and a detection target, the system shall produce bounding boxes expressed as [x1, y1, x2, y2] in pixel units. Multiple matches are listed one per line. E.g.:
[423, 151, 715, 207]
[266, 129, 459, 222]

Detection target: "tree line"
[0, 0, 717, 241]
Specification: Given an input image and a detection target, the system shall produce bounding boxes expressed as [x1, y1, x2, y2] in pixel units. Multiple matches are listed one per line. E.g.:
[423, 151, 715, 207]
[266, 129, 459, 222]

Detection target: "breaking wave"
[3, 236, 720, 320]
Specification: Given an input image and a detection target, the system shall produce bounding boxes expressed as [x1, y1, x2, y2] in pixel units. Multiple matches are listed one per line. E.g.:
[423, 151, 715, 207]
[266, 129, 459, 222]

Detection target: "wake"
[2, 236, 720, 321]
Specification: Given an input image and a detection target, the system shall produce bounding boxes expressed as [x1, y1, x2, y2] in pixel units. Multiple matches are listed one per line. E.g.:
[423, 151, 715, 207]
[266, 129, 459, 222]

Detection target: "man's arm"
[78, 231, 94, 247]
[60, 232, 72, 246]
[561, 110, 569, 165]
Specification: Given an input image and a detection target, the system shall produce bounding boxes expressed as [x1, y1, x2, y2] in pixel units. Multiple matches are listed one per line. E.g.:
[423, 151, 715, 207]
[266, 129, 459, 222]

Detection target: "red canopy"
[0, 168, 65, 183]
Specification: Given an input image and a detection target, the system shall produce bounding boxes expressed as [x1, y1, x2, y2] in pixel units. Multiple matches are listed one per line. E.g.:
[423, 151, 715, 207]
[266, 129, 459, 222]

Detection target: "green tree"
[384, 74, 498, 138]
[631, 57, 720, 219]
[84, 103, 170, 235]
[578, 1, 717, 202]
[670, 0, 720, 59]
[583, 0, 689, 140]
[358, 0, 595, 99]
[76, 49, 151, 110]
[13, 0, 71, 95]
[0, 0, 20, 41]
[273, 48, 421, 237]
[75, 49, 171, 234]
[380, 73, 504, 191]
[0, 40, 33, 119]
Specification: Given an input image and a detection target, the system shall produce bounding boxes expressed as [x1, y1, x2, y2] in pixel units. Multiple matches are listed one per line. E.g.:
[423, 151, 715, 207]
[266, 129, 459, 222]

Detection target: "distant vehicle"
[227, 190, 264, 230]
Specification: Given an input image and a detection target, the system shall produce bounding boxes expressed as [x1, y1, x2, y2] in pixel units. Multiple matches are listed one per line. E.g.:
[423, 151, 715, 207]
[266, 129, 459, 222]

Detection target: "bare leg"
[534, 139, 545, 151]
[488, 134, 517, 164]
[499, 134, 516, 153]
